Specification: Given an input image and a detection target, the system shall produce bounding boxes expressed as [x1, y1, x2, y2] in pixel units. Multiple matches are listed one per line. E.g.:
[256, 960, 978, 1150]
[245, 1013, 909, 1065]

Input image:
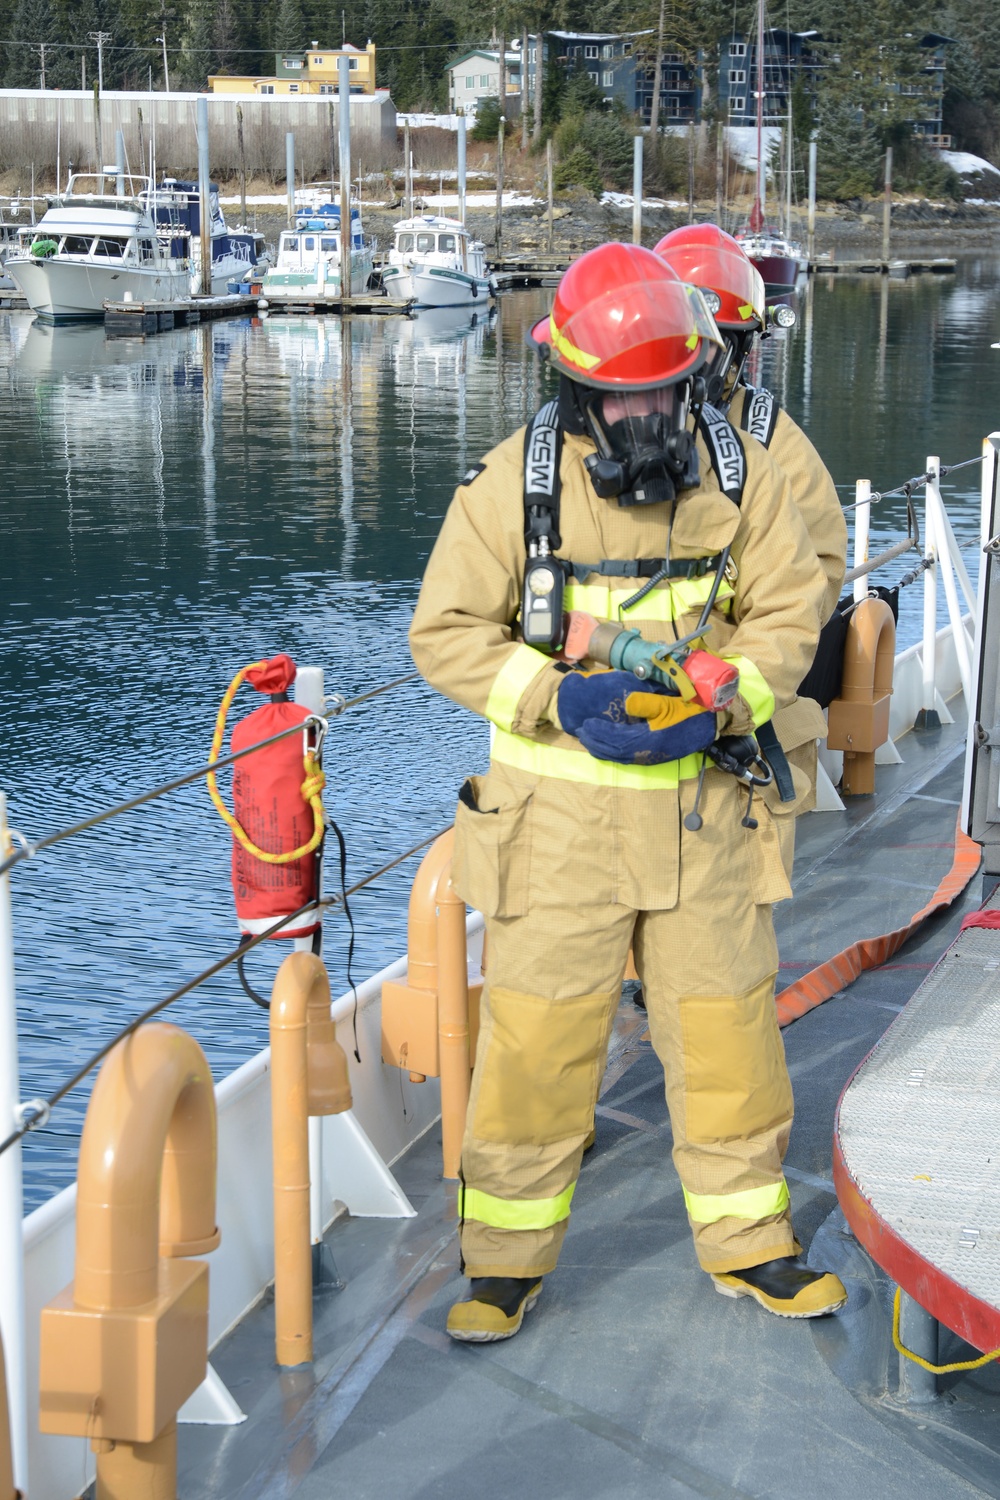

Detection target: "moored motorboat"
[383, 214, 495, 307]
[260, 202, 373, 304]
[4, 173, 189, 321]
[144, 178, 268, 294]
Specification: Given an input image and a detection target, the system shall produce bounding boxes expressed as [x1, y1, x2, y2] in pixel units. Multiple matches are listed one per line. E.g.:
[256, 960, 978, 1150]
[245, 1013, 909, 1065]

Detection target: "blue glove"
[576, 690, 716, 765]
[557, 669, 667, 736]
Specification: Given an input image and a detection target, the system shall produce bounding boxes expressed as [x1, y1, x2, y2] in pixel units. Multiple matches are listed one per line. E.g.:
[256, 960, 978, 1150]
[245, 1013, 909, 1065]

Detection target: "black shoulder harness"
[736, 385, 780, 449]
[697, 404, 747, 507]
[522, 399, 563, 550]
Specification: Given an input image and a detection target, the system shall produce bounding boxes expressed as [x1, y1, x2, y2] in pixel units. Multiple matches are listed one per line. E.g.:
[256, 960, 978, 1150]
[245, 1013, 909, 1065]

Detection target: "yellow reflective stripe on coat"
[484, 644, 553, 732]
[462, 1183, 576, 1231]
[564, 576, 734, 624]
[492, 729, 705, 788]
[722, 654, 775, 728]
[682, 1179, 790, 1225]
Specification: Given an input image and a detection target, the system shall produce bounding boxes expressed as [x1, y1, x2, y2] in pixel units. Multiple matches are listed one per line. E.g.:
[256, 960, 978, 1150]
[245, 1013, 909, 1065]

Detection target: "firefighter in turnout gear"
[655, 225, 848, 877]
[409, 243, 848, 1342]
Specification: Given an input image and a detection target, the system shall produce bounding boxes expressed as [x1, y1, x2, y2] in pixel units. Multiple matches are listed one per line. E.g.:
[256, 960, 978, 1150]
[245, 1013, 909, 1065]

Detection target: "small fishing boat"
[259, 203, 374, 304]
[382, 214, 495, 307]
[144, 178, 268, 295]
[4, 173, 190, 321]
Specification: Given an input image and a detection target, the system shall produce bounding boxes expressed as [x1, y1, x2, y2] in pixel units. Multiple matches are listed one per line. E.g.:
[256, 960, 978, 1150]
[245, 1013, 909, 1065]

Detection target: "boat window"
[416, 233, 435, 253]
[94, 237, 127, 258]
[139, 238, 155, 262]
[303, 236, 315, 250]
[285, 236, 299, 251]
[321, 237, 338, 252]
[62, 235, 93, 254]
[396, 233, 414, 252]
[438, 234, 456, 252]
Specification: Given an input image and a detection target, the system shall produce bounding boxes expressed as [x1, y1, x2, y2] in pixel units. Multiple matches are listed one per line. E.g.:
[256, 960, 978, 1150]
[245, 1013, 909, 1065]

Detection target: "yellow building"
[209, 42, 377, 97]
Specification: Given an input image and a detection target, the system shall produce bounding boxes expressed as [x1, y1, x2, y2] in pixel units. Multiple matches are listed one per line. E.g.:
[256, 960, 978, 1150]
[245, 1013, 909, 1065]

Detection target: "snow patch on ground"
[601, 192, 686, 209]
[940, 149, 1000, 178]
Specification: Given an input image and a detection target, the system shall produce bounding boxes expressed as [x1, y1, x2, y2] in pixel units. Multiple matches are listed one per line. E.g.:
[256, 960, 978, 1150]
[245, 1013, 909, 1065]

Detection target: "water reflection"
[1, 265, 997, 1206]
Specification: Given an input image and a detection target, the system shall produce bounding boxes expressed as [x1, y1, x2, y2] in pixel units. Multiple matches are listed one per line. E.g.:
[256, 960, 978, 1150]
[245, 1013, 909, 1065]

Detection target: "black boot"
[712, 1256, 847, 1318]
[446, 1276, 543, 1342]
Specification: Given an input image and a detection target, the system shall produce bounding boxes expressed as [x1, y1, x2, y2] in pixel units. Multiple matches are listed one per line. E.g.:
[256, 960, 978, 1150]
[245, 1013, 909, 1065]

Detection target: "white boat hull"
[261, 249, 373, 302]
[6, 256, 190, 320]
[383, 263, 494, 307]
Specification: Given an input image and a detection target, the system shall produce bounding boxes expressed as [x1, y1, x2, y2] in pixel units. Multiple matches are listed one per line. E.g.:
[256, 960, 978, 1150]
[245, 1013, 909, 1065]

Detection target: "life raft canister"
[207, 654, 326, 940]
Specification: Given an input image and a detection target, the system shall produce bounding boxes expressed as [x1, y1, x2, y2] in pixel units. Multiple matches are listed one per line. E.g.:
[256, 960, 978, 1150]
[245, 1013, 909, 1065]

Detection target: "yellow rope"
[892, 1286, 1000, 1374]
[206, 661, 326, 864]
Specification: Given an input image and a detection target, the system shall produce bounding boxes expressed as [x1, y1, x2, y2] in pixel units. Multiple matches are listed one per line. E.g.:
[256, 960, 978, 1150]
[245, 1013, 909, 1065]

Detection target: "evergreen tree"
[815, 91, 881, 198]
[6, 0, 63, 87]
[273, 0, 304, 54]
[180, 0, 215, 86]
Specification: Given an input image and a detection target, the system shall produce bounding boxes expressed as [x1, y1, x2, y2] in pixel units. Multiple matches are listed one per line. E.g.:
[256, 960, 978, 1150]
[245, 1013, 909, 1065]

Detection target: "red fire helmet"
[653, 224, 766, 333]
[528, 242, 723, 391]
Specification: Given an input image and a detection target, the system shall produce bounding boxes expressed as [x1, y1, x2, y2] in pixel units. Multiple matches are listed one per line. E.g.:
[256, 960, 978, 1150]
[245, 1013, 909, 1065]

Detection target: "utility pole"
[38, 42, 46, 90]
[520, 27, 529, 150]
[156, 31, 169, 93]
[882, 145, 893, 267]
[88, 30, 111, 94]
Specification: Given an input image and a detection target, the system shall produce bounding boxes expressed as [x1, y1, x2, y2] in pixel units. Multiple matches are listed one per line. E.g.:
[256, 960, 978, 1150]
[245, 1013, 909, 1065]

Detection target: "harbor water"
[1, 259, 996, 1209]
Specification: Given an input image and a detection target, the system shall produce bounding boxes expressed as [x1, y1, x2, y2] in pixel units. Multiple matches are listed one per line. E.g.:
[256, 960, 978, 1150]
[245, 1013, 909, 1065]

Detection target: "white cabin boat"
[383, 214, 495, 307]
[4, 174, 190, 321]
[260, 203, 373, 303]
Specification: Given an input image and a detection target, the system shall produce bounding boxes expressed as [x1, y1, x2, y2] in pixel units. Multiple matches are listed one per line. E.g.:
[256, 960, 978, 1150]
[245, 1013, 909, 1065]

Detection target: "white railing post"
[928, 455, 973, 708]
[853, 479, 871, 606]
[918, 467, 940, 729]
[0, 794, 27, 1494]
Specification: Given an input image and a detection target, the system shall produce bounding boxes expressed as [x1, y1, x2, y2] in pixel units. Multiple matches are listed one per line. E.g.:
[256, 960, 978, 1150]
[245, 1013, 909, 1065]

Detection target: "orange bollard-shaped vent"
[38, 1022, 219, 1494]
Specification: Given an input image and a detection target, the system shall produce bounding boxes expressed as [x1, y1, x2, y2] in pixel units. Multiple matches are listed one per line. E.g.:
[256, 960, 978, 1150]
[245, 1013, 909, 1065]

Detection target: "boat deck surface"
[176, 715, 1000, 1500]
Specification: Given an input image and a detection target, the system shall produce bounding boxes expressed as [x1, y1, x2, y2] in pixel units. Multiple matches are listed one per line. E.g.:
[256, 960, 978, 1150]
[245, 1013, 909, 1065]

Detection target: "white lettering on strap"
[525, 399, 560, 500]
[699, 403, 746, 502]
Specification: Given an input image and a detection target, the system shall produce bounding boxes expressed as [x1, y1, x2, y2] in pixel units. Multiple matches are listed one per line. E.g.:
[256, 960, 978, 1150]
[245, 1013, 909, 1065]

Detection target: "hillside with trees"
[0, 0, 996, 198]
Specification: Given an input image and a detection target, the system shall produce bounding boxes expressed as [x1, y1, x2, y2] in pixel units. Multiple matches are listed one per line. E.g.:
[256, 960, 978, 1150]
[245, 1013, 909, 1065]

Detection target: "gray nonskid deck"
[177, 720, 994, 1500]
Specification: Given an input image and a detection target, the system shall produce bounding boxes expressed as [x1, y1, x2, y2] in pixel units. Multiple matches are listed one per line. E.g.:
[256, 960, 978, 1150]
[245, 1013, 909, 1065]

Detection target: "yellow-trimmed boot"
[446, 1277, 543, 1342]
[712, 1257, 847, 1318]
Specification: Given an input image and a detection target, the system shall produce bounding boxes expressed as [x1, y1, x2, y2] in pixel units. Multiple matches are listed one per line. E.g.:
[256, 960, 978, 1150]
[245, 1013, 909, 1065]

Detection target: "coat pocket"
[451, 775, 532, 918]
[742, 796, 793, 906]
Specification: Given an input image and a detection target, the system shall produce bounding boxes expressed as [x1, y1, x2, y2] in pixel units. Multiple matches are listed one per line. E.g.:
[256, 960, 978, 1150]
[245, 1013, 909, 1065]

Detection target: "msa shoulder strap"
[523, 399, 563, 549]
[737, 385, 780, 449]
[697, 404, 746, 508]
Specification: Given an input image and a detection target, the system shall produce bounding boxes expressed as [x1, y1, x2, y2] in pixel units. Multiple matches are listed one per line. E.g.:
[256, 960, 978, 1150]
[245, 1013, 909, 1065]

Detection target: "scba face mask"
[582, 384, 699, 507]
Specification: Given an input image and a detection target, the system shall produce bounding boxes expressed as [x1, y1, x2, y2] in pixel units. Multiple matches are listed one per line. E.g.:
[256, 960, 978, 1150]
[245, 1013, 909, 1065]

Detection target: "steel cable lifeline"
[0, 826, 447, 1161]
[839, 453, 983, 511]
[0, 671, 420, 881]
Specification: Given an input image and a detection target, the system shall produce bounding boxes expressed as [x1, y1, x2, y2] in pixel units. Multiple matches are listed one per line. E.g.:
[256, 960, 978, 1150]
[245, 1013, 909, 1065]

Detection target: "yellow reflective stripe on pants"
[723, 654, 775, 728]
[683, 1179, 790, 1225]
[564, 576, 734, 624]
[485, 644, 554, 732]
[462, 1183, 576, 1231]
[492, 729, 705, 789]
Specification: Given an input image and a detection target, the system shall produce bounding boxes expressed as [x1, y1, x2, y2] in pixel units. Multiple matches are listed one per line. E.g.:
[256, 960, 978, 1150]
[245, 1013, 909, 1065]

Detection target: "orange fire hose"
[775, 816, 981, 1028]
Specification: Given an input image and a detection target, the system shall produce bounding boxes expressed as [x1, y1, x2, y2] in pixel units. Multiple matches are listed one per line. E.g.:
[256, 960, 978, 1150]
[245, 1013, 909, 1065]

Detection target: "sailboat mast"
[755, 0, 765, 229]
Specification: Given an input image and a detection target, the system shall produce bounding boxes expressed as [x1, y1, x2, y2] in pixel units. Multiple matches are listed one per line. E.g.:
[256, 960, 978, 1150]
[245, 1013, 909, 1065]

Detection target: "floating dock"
[493, 255, 573, 289]
[104, 292, 258, 336]
[260, 294, 414, 316]
[811, 257, 957, 276]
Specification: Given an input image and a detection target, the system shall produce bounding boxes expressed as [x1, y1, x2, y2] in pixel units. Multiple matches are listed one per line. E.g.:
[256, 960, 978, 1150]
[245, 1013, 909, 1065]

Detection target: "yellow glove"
[624, 692, 709, 731]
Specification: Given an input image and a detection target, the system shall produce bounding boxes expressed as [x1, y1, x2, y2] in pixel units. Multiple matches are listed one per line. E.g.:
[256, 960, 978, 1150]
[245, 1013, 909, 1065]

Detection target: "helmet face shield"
[655, 232, 766, 333]
[528, 243, 724, 392]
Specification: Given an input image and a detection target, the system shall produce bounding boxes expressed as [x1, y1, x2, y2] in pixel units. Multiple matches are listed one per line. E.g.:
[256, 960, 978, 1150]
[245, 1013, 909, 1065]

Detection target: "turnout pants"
[457, 770, 798, 1280]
